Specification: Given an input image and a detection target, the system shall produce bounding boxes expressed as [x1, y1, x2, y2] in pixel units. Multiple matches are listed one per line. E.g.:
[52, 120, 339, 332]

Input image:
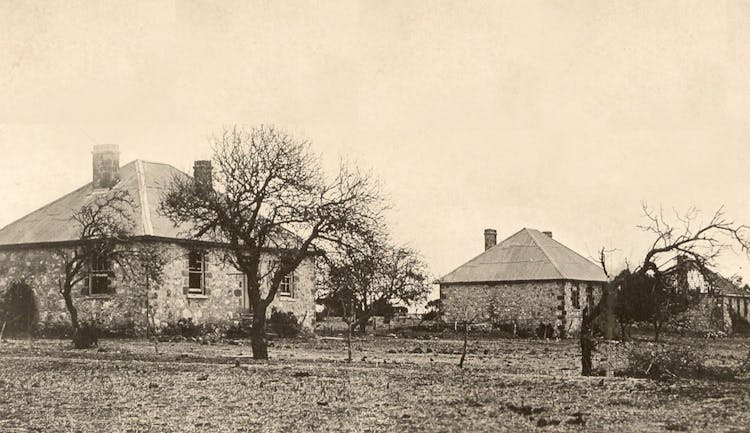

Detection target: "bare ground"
[0, 336, 748, 432]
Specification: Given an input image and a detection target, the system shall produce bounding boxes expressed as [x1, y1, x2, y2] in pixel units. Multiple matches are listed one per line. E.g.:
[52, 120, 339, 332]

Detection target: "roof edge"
[439, 278, 606, 285]
[0, 235, 321, 256]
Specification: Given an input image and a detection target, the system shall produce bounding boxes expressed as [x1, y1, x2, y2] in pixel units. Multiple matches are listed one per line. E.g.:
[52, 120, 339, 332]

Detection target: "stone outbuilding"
[666, 257, 750, 336]
[0, 145, 316, 334]
[438, 228, 608, 336]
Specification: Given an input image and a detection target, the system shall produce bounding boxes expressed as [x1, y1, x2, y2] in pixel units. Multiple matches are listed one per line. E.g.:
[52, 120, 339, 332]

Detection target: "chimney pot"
[92, 144, 120, 189]
[484, 228, 497, 251]
[543, 231, 553, 238]
[194, 160, 213, 191]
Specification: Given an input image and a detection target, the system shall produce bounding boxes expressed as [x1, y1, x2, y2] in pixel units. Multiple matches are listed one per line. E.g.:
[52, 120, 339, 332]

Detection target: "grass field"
[0, 335, 749, 432]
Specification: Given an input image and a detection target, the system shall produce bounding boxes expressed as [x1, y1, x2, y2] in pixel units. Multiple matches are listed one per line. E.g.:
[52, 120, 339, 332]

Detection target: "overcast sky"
[2, 1, 750, 286]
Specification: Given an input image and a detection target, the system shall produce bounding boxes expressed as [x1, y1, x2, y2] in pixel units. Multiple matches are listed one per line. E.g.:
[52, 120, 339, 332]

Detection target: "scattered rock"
[196, 374, 208, 381]
[507, 403, 545, 417]
[149, 383, 159, 389]
[565, 412, 585, 425]
[292, 372, 311, 378]
[536, 417, 561, 427]
[317, 401, 329, 406]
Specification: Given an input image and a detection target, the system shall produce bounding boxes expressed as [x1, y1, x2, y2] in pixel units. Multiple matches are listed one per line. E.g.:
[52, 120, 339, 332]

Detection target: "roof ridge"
[438, 227, 527, 282]
[135, 160, 154, 236]
[525, 229, 566, 279]
[536, 228, 604, 269]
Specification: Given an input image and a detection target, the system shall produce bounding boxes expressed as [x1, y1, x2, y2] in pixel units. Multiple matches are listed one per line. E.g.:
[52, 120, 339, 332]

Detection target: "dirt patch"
[0, 336, 748, 432]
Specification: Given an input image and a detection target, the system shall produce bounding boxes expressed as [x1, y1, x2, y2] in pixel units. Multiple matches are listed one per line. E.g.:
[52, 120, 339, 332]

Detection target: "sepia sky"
[2, 0, 750, 288]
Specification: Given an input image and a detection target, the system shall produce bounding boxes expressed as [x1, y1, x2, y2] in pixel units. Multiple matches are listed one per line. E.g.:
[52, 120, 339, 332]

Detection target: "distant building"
[0, 145, 315, 334]
[438, 228, 607, 336]
[664, 257, 750, 335]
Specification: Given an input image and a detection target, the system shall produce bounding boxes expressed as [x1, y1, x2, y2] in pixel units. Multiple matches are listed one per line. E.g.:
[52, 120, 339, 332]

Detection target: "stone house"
[438, 228, 608, 336]
[665, 257, 750, 335]
[0, 145, 316, 334]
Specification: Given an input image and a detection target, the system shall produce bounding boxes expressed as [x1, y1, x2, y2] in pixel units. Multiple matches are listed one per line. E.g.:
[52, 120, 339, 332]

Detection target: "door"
[231, 273, 250, 311]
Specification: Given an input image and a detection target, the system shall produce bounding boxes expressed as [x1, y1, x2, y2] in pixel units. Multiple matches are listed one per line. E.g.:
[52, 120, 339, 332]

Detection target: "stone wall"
[440, 280, 603, 336]
[0, 245, 148, 333]
[667, 295, 732, 334]
[0, 241, 316, 334]
[150, 242, 316, 330]
[562, 281, 603, 335]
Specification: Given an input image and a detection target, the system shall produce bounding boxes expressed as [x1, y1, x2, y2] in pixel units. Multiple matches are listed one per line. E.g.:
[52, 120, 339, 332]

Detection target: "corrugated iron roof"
[439, 228, 608, 284]
[0, 160, 191, 245]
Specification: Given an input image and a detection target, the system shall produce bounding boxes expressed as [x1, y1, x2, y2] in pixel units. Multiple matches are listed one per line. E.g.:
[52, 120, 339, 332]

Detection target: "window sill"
[187, 294, 209, 300]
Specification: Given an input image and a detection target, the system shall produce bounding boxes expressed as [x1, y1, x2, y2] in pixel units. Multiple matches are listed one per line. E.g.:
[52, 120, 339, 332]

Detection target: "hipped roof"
[0, 160, 189, 246]
[439, 228, 608, 284]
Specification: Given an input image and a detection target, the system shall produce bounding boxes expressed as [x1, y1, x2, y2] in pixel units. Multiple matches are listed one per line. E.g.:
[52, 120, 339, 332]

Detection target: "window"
[188, 251, 206, 295]
[266, 259, 295, 298]
[88, 251, 111, 295]
[571, 285, 581, 309]
[279, 271, 295, 297]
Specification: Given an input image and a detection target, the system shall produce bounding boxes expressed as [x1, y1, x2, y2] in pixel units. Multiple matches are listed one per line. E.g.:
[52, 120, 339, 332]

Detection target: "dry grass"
[0, 336, 748, 432]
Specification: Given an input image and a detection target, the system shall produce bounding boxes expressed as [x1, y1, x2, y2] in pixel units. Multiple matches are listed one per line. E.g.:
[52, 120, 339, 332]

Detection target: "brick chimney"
[193, 160, 213, 191]
[543, 231, 553, 238]
[484, 228, 497, 251]
[92, 144, 120, 190]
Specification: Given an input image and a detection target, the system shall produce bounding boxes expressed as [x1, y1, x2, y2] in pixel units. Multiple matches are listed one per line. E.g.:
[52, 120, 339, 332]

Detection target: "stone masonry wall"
[672, 295, 732, 335]
[0, 242, 316, 334]
[561, 281, 603, 335]
[151, 242, 316, 330]
[0, 246, 148, 333]
[440, 280, 603, 337]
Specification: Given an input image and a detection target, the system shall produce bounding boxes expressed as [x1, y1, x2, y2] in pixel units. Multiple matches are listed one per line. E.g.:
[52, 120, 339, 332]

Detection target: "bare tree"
[581, 204, 750, 375]
[319, 233, 431, 336]
[161, 125, 384, 359]
[55, 191, 165, 347]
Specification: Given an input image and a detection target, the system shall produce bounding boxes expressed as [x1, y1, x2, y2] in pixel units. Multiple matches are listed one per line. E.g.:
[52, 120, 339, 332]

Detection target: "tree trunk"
[653, 321, 660, 342]
[459, 323, 469, 369]
[62, 284, 80, 332]
[580, 307, 593, 376]
[604, 284, 616, 340]
[580, 333, 593, 376]
[581, 340, 593, 376]
[250, 303, 269, 360]
[346, 317, 352, 363]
